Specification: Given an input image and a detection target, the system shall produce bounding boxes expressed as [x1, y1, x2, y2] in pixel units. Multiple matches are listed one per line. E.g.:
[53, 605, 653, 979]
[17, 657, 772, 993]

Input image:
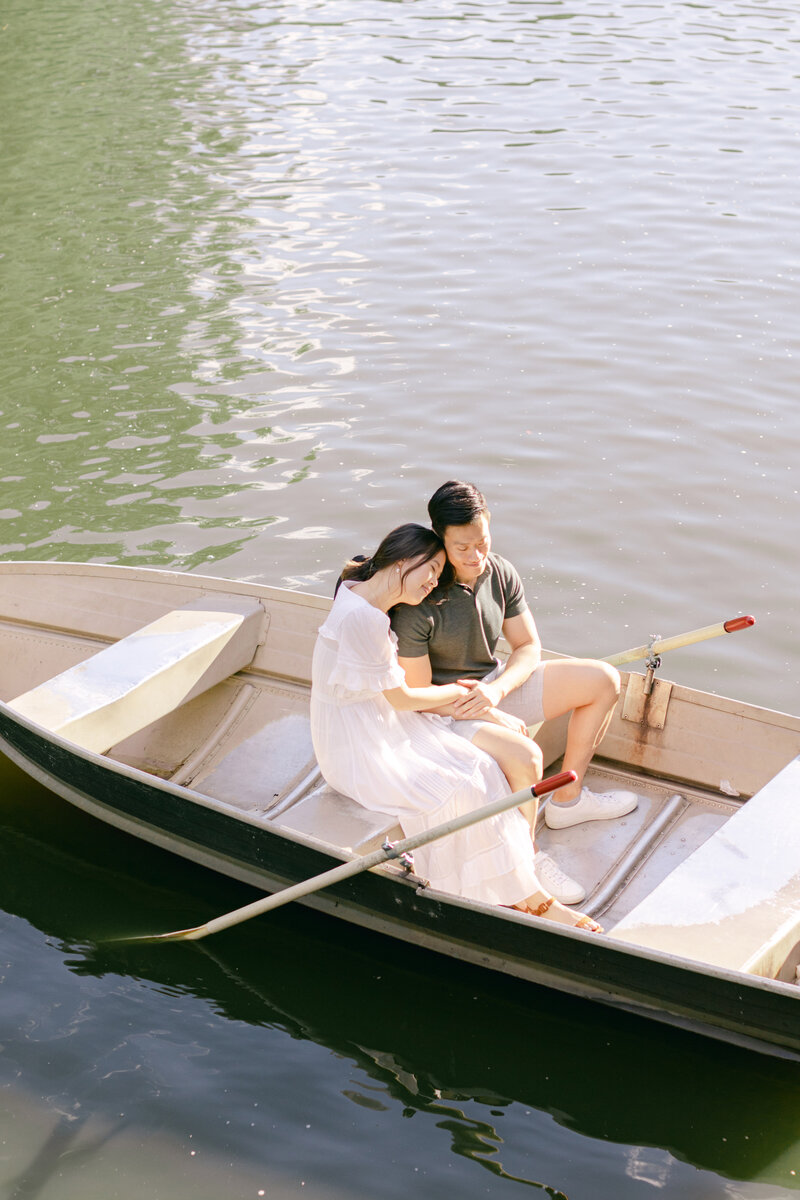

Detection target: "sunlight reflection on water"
[2, 4, 798, 674]
[2, 4, 800, 1198]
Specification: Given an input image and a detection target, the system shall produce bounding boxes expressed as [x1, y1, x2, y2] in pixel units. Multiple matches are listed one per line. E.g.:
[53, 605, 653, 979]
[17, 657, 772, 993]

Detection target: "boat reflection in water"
[1, 760, 798, 1198]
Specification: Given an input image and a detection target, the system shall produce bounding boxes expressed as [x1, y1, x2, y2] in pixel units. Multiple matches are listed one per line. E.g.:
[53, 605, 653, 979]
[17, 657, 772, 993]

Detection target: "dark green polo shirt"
[390, 553, 528, 684]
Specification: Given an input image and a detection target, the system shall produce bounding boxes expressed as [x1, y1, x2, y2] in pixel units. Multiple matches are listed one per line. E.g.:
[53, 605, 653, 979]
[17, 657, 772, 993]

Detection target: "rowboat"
[1, 561, 798, 1059]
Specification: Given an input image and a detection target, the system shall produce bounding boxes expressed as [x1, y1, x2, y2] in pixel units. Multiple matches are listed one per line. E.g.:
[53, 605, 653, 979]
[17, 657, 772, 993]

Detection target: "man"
[390, 480, 637, 904]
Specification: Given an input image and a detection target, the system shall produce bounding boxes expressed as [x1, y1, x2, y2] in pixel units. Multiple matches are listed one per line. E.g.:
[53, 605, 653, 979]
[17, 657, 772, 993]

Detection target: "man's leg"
[536, 658, 637, 826]
[539, 658, 619, 801]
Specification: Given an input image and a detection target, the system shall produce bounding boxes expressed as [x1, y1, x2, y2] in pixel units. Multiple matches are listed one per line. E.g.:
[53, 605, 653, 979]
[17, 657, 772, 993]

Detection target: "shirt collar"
[456, 558, 492, 592]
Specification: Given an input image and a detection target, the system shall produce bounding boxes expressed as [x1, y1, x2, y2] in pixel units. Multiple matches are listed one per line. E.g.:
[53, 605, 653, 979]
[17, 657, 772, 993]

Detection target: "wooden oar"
[603, 615, 755, 668]
[121, 769, 578, 944]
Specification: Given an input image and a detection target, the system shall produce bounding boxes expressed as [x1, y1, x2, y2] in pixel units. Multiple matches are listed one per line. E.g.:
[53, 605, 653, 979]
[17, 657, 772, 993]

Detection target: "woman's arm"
[382, 679, 469, 713]
[395, 652, 466, 715]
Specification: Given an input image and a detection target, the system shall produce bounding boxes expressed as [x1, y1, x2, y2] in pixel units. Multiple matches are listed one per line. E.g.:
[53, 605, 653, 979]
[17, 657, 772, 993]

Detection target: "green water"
[1, 757, 799, 1199]
[2, 0, 799, 1195]
[3, 0, 269, 569]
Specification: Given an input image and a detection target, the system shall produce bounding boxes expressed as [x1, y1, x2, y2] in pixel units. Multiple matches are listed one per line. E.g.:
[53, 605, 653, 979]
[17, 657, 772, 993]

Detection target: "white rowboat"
[0, 561, 798, 1059]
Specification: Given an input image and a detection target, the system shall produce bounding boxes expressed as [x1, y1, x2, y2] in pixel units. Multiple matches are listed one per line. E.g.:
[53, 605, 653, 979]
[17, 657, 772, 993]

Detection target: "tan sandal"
[507, 897, 602, 933]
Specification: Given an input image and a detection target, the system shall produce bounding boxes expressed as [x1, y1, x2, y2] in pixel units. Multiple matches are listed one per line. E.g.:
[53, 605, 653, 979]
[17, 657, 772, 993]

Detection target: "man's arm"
[450, 609, 541, 717]
[492, 609, 542, 699]
[397, 652, 433, 687]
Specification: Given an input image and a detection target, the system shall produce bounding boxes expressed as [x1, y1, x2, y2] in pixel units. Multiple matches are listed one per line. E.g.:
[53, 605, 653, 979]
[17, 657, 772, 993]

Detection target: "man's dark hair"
[428, 480, 489, 538]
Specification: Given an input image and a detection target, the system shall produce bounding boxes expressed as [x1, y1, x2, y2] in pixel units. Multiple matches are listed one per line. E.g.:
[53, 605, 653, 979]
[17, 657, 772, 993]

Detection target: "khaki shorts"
[444, 660, 546, 743]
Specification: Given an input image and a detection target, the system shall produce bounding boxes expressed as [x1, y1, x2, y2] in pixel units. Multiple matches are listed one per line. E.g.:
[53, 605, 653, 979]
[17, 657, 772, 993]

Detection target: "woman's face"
[398, 550, 446, 605]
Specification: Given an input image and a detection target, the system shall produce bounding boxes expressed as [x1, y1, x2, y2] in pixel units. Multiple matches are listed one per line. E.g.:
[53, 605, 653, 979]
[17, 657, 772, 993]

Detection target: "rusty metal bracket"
[621, 671, 673, 729]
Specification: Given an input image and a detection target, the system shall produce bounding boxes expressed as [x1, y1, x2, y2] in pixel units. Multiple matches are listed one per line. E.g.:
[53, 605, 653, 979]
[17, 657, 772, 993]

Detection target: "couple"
[310, 480, 637, 932]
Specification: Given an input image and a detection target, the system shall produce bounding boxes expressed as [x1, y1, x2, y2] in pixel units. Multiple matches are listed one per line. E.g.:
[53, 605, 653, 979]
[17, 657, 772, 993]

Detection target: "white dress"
[310, 582, 539, 906]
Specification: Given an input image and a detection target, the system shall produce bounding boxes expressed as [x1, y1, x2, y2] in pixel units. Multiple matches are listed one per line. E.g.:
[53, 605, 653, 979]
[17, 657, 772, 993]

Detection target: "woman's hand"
[449, 677, 502, 718]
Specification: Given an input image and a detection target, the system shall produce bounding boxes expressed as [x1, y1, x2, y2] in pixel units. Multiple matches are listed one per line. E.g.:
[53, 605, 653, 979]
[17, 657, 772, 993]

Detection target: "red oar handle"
[723, 615, 755, 633]
[533, 770, 577, 797]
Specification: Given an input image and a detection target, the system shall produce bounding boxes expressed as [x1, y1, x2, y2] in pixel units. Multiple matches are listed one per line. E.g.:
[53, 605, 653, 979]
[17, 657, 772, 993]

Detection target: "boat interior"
[1, 564, 799, 987]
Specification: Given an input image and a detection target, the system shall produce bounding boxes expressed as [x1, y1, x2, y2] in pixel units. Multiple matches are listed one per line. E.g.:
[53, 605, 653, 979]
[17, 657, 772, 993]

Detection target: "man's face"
[442, 514, 491, 584]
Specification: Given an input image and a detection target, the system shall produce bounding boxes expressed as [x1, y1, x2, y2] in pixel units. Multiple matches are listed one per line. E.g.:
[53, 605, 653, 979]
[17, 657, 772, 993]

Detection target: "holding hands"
[451, 676, 502, 717]
[449, 679, 531, 738]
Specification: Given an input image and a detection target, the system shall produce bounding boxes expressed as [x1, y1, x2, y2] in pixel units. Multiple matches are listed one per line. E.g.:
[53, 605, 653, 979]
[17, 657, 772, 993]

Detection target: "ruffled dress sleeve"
[320, 590, 406, 699]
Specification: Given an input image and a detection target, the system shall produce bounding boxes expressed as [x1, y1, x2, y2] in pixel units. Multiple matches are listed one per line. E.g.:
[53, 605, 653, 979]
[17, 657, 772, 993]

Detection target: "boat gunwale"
[2, 559, 799, 725]
[0, 559, 332, 612]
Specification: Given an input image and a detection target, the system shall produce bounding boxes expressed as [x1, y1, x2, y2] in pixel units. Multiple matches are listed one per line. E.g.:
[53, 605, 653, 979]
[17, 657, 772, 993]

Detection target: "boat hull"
[2, 700, 798, 1061]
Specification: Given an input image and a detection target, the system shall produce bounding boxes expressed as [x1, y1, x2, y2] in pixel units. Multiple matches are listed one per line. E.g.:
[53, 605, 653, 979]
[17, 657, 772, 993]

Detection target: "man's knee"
[598, 662, 621, 704]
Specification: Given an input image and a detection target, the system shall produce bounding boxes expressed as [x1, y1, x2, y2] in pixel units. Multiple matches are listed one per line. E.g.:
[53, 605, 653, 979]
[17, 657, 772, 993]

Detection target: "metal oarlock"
[381, 841, 415, 873]
[643, 636, 662, 697]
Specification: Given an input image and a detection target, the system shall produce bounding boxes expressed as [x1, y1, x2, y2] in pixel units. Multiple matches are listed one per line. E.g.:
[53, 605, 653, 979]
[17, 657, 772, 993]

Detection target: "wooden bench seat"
[8, 596, 265, 754]
[611, 755, 800, 980]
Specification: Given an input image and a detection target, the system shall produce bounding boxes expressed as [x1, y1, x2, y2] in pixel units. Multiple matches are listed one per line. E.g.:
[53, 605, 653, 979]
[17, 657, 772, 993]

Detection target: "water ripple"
[1, 0, 798, 705]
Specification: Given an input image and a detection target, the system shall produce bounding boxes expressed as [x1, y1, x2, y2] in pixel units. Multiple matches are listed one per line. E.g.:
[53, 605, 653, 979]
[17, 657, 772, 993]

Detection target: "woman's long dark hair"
[335, 523, 453, 597]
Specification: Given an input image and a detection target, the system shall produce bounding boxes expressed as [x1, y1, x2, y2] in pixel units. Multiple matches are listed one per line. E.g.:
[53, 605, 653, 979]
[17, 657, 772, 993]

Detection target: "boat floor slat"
[537, 762, 741, 927]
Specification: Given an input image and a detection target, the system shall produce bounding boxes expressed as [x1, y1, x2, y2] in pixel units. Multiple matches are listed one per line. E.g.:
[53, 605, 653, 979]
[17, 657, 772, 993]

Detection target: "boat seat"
[7, 595, 265, 755]
[193, 715, 402, 854]
[270, 781, 402, 855]
[611, 755, 800, 980]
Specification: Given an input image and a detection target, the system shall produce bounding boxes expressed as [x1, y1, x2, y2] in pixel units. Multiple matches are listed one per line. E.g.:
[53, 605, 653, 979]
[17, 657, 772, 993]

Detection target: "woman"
[311, 523, 601, 930]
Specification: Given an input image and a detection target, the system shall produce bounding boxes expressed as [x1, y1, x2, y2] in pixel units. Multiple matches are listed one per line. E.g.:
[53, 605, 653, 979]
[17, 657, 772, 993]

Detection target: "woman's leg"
[469, 721, 586, 904]
[513, 890, 602, 932]
[470, 723, 542, 829]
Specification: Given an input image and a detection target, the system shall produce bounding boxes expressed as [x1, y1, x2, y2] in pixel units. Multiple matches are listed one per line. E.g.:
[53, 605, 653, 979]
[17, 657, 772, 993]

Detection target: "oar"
[603, 615, 755, 668]
[121, 769, 578, 944]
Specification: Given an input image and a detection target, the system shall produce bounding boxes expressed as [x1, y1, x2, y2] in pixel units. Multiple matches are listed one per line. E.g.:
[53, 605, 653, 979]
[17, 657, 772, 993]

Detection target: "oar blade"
[116, 924, 208, 945]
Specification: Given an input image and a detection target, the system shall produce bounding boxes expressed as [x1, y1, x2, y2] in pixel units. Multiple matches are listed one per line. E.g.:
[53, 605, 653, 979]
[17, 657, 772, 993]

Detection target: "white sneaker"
[545, 787, 638, 830]
[533, 850, 586, 905]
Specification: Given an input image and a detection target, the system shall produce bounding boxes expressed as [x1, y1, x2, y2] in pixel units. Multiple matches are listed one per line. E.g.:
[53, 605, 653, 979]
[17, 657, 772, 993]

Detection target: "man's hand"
[449, 677, 502, 718]
[450, 703, 530, 737]
[481, 708, 531, 737]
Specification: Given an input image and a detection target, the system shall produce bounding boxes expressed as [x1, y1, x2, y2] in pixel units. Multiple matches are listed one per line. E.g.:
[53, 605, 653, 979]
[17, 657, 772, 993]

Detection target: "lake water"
[1, 0, 799, 1195]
